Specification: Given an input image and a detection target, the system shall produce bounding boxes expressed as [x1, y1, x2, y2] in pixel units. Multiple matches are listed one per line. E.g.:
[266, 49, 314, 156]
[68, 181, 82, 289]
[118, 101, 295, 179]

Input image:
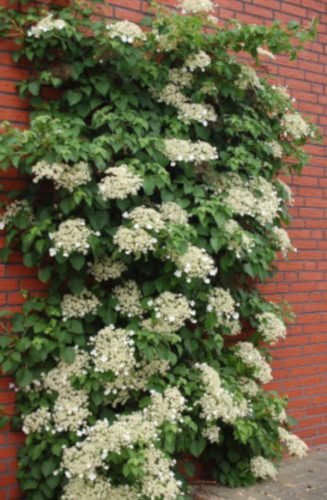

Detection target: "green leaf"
[38, 268, 51, 283]
[41, 459, 56, 478]
[23, 253, 35, 268]
[17, 367, 33, 387]
[190, 437, 206, 457]
[94, 80, 110, 96]
[28, 81, 40, 96]
[60, 347, 76, 364]
[66, 90, 82, 106]
[69, 319, 83, 334]
[68, 276, 84, 294]
[70, 255, 85, 271]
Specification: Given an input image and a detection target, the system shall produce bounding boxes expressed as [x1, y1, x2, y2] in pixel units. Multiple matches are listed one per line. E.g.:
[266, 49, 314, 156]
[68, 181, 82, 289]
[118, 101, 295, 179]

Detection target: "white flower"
[185, 51, 211, 72]
[0, 200, 32, 230]
[236, 65, 263, 91]
[250, 456, 278, 480]
[235, 342, 272, 384]
[281, 113, 311, 140]
[278, 427, 308, 458]
[271, 227, 295, 257]
[106, 21, 145, 43]
[265, 140, 283, 159]
[61, 289, 100, 320]
[256, 312, 286, 345]
[180, 0, 214, 14]
[207, 287, 240, 335]
[89, 326, 136, 376]
[98, 165, 143, 200]
[142, 291, 195, 335]
[89, 256, 127, 282]
[27, 13, 67, 38]
[49, 219, 96, 257]
[114, 226, 158, 255]
[159, 202, 189, 225]
[22, 408, 51, 434]
[163, 138, 218, 165]
[224, 219, 255, 259]
[172, 245, 217, 281]
[217, 174, 281, 226]
[113, 280, 143, 318]
[31, 161, 91, 192]
[196, 363, 248, 425]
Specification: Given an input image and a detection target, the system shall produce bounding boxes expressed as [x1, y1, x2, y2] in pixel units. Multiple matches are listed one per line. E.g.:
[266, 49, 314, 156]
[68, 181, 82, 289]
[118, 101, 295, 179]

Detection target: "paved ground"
[192, 450, 327, 500]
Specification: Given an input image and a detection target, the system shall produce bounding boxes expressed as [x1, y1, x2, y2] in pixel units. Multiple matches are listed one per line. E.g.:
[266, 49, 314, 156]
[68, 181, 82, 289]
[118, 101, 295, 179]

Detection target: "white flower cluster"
[36, 350, 91, 434]
[257, 312, 286, 345]
[251, 176, 281, 226]
[224, 220, 255, 259]
[236, 65, 263, 91]
[62, 477, 136, 500]
[53, 389, 89, 434]
[98, 165, 143, 200]
[127, 206, 166, 231]
[104, 358, 170, 407]
[202, 424, 221, 444]
[265, 140, 283, 159]
[61, 387, 185, 481]
[114, 226, 158, 255]
[185, 51, 212, 72]
[114, 280, 143, 317]
[281, 113, 312, 140]
[271, 405, 287, 424]
[178, 102, 217, 126]
[49, 219, 98, 257]
[207, 287, 240, 334]
[142, 291, 195, 335]
[158, 53, 215, 126]
[159, 202, 189, 225]
[181, 0, 214, 14]
[89, 326, 135, 376]
[89, 256, 127, 282]
[217, 174, 281, 226]
[278, 427, 308, 458]
[168, 68, 193, 87]
[272, 227, 295, 257]
[22, 407, 51, 435]
[239, 377, 260, 397]
[235, 342, 272, 384]
[172, 245, 217, 282]
[61, 289, 100, 320]
[163, 138, 218, 165]
[106, 20, 145, 43]
[146, 387, 186, 425]
[250, 456, 278, 481]
[273, 85, 292, 101]
[158, 82, 216, 126]
[0, 200, 32, 230]
[114, 206, 168, 256]
[196, 363, 248, 426]
[141, 447, 183, 500]
[27, 13, 67, 38]
[31, 161, 91, 192]
[114, 206, 167, 255]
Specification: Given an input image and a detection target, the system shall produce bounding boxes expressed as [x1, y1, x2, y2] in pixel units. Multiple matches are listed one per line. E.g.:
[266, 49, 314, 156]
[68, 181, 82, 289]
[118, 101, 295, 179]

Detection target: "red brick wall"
[0, 0, 326, 497]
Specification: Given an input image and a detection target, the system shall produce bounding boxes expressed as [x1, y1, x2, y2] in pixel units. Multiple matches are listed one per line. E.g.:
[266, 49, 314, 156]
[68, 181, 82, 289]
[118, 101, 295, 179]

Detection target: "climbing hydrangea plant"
[0, 0, 318, 498]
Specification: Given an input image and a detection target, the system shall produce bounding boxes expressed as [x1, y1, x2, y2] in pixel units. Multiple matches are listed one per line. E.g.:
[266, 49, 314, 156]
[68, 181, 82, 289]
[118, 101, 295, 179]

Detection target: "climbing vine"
[0, 0, 318, 498]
